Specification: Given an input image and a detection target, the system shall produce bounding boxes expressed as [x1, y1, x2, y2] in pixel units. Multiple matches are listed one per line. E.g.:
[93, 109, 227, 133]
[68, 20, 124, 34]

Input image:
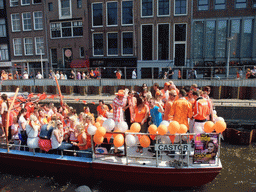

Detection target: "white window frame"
[92, 33, 104, 56]
[173, 23, 187, 65]
[92, 2, 103, 28]
[22, 12, 32, 31]
[0, 44, 9, 61]
[10, 0, 18, 7]
[0, 0, 4, 9]
[174, 0, 188, 16]
[35, 37, 45, 55]
[121, 31, 133, 56]
[121, 0, 134, 26]
[23, 37, 33, 56]
[58, 0, 72, 19]
[106, 1, 118, 27]
[141, 0, 154, 18]
[157, 0, 170, 17]
[215, 0, 226, 9]
[235, 0, 247, 9]
[13, 38, 22, 56]
[141, 24, 154, 60]
[0, 19, 6, 37]
[107, 32, 118, 56]
[157, 23, 170, 60]
[11, 13, 21, 32]
[33, 11, 43, 30]
[21, 0, 30, 6]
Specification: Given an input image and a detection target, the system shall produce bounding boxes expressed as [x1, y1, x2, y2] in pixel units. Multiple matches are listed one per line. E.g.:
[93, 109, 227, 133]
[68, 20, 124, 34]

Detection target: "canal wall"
[2, 79, 256, 100]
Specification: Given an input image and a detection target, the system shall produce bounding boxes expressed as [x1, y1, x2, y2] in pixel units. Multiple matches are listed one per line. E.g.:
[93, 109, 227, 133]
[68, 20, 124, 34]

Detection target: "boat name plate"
[155, 144, 191, 151]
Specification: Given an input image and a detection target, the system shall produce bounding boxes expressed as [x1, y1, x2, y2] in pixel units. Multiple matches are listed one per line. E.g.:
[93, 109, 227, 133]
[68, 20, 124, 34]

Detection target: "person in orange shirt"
[132, 97, 149, 153]
[170, 89, 192, 129]
[202, 86, 214, 121]
[192, 90, 210, 134]
[163, 90, 177, 121]
[96, 100, 109, 117]
[1, 70, 8, 80]
[116, 69, 121, 79]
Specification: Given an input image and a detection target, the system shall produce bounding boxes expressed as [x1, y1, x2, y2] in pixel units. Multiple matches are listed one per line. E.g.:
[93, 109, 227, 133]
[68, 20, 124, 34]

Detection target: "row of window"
[93, 32, 133, 56]
[193, 18, 254, 59]
[198, 0, 256, 11]
[11, 11, 43, 32]
[50, 21, 83, 39]
[92, 0, 187, 27]
[10, 0, 41, 7]
[92, 23, 187, 60]
[13, 37, 44, 56]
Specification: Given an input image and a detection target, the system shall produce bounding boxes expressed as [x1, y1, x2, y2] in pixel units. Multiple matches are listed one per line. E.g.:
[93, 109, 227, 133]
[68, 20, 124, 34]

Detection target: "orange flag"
[189, 135, 194, 141]
[74, 98, 80, 101]
[28, 93, 34, 98]
[150, 135, 156, 140]
[48, 95, 55, 99]
[92, 102, 95, 105]
[105, 133, 112, 143]
[82, 100, 87, 104]
[169, 135, 176, 144]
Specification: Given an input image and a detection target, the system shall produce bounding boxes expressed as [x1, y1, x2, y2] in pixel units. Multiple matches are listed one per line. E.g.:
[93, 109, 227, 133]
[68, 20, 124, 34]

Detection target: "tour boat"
[0, 132, 222, 187]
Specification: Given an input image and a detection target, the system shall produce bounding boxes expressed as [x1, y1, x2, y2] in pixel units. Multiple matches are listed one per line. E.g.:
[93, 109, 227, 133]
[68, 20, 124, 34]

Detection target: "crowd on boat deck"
[0, 80, 216, 155]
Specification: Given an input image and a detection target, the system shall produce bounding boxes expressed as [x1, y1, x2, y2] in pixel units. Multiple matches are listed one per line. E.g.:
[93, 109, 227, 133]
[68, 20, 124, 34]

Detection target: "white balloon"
[213, 110, 217, 115]
[216, 117, 225, 122]
[117, 121, 128, 132]
[87, 125, 97, 135]
[126, 135, 136, 147]
[160, 136, 170, 144]
[160, 120, 170, 127]
[102, 119, 115, 132]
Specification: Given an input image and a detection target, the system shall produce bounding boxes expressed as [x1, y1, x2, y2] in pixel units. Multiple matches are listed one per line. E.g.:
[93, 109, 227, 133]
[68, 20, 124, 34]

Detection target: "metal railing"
[3, 65, 255, 80]
[1, 133, 221, 168]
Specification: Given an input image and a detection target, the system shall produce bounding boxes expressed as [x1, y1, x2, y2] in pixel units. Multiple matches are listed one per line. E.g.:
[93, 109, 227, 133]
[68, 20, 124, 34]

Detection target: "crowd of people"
[0, 78, 216, 157]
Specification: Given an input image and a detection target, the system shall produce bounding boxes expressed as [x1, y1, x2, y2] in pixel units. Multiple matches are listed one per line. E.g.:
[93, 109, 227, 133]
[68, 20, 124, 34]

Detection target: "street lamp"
[226, 36, 234, 79]
[39, 46, 43, 77]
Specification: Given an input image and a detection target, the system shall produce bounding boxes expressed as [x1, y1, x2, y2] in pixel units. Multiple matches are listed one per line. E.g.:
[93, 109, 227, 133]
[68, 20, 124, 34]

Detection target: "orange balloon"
[168, 121, 180, 134]
[93, 135, 104, 145]
[114, 134, 124, 147]
[94, 122, 101, 128]
[204, 121, 215, 133]
[95, 126, 106, 137]
[148, 124, 157, 134]
[113, 129, 121, 138]
[177, 124, 187, 134]
[140, 135, 150, 148]
[158, 124, 167, 135]
[130, 123, 141, 133]
[214, 121, 226, 133]
[96, 116, 104, 125]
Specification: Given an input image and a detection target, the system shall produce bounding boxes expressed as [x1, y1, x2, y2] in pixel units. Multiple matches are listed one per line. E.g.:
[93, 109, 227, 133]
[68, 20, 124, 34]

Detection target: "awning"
[70, 59, 89, 68]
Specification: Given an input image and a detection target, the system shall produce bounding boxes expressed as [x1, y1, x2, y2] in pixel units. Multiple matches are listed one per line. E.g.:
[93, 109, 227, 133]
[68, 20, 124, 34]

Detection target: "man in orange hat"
[112, 89, 128, 123]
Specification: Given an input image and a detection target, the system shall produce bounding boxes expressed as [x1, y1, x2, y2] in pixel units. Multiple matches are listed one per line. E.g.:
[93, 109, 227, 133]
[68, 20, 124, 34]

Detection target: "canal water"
[0, 141, 255, 192]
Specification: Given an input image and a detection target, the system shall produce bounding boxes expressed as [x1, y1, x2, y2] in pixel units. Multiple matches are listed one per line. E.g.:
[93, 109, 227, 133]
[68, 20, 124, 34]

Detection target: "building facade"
[7, 0, 48, 76]
[192, 0, 256, 71]
[88, 0, 192, 78]
[46, 0, 89, 72]
[0, 0, 11, 70]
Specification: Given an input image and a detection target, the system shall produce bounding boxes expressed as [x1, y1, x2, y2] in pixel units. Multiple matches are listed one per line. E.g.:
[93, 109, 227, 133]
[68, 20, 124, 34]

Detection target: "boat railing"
[1, 132, 221, 168]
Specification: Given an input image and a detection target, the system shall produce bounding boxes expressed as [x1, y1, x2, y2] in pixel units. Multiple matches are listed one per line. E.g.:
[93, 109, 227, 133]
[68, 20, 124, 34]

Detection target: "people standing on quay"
[168, 67, 174, 79]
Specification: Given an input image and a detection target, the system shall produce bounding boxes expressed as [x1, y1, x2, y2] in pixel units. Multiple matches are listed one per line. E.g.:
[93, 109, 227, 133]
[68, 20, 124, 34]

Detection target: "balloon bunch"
[204, 117, 226, 134]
